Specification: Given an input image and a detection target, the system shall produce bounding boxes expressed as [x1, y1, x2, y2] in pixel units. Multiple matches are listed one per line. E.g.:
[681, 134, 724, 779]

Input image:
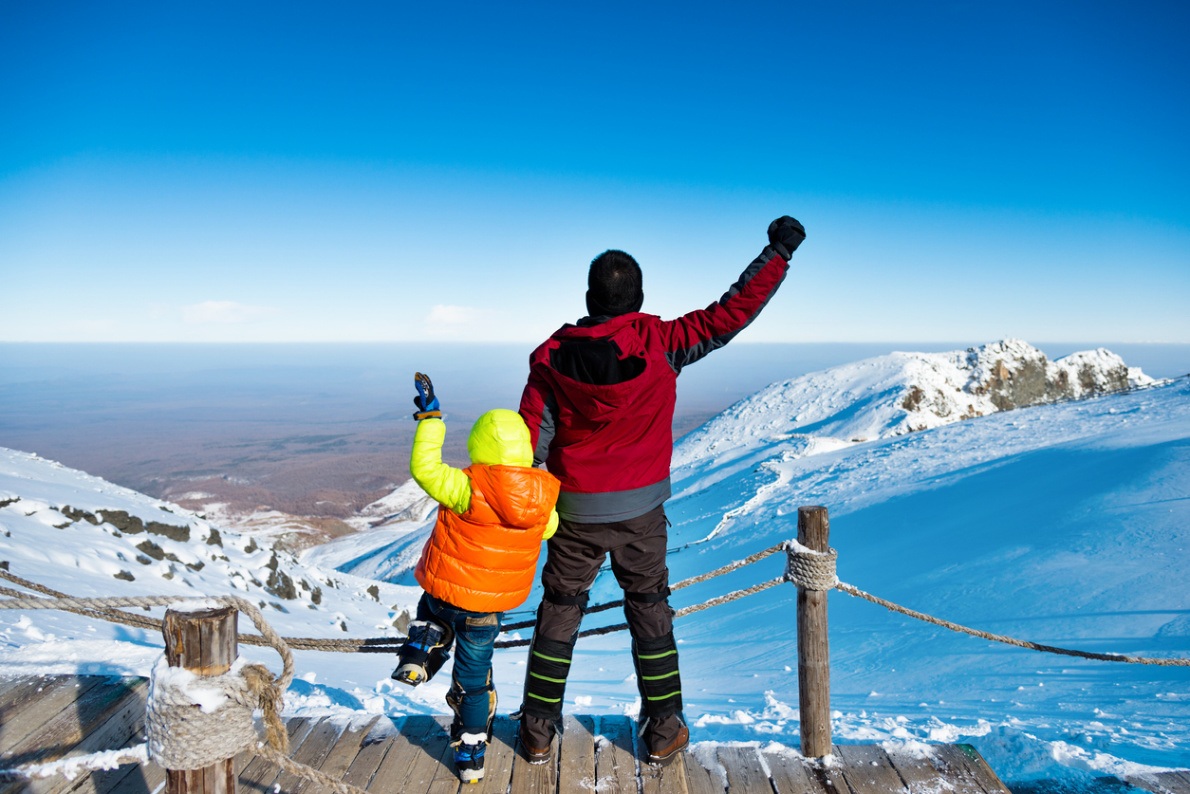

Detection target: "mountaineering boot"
[643, 715, 689, 765]
[517, 712, 556, 764]
[392, 619, 453, 686]
[452, 732, 487, 784]
[632, 631, 687, 764]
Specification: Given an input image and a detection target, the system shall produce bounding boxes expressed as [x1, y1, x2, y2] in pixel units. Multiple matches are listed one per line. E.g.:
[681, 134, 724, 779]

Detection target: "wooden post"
[797, 505, 832, 758]
[162, 605, 239, 794]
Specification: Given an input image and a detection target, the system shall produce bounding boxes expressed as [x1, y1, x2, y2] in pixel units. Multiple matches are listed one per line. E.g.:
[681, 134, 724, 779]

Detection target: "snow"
[1, 341, 1187, 790]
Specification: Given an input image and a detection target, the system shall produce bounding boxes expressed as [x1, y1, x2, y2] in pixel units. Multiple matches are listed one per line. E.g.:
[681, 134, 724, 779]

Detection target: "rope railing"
[0, 569, 405, 653]
[499, 542, 784, 632]
[2, 507, 1187, 785]
[5, 531, 1189, 664]
[777, 536, 1190, 668]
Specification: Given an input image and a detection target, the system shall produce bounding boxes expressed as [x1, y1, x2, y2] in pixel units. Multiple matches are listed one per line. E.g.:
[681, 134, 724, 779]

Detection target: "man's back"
[519, 220, 803, 524]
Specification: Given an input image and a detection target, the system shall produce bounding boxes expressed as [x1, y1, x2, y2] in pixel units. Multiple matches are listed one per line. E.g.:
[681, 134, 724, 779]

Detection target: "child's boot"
[392, 620, 453, 686]
[452, 732, 487, 784]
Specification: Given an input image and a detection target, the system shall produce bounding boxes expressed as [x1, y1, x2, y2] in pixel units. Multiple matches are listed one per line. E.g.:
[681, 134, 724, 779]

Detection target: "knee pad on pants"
[632, 632, 683, 720]
[447, 671, 496, 737]
[521, 634, 575, 720]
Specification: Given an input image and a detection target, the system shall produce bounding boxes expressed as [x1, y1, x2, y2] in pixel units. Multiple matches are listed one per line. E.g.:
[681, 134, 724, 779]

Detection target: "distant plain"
[2, 342, 1186, 537]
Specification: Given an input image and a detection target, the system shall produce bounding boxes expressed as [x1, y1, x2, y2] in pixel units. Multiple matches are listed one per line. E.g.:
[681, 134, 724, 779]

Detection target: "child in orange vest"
[393, 372, 560, 784]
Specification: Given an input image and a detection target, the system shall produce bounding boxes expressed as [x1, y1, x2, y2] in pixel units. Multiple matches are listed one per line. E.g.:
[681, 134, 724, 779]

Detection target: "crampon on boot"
[452, 732, 487, 784]
[392, 619, 453, 686]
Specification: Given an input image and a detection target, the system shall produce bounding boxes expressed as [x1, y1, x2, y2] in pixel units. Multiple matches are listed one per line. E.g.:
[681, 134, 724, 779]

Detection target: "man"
[516, 216, 806, 765]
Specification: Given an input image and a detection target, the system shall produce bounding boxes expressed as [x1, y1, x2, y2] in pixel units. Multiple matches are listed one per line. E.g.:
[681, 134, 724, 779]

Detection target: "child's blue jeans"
[416, 592, 502, 737]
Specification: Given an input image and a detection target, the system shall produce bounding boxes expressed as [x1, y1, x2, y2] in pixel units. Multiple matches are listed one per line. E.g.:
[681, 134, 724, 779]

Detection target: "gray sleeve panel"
[534, 392, 558, 467]
[556, 479, 672, 524]
[667, 245, 789, 374]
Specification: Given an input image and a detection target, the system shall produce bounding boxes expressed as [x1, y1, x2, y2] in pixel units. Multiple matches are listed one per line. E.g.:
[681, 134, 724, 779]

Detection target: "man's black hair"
[586, 249, 644, 317]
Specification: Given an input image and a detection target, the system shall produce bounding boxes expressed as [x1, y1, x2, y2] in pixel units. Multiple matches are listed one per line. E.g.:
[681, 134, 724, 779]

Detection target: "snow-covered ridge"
[0, 447, 419, 634]
[674, 339, 1157, 468]
[1, 346, 1188, 786]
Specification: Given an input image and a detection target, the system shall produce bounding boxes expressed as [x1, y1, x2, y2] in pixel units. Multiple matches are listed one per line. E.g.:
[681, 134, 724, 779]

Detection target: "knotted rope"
[783, 539, 838, 591]
[146, 656, 290, 770]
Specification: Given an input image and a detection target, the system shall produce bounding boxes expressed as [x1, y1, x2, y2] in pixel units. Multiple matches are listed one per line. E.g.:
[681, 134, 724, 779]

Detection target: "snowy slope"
[0, 448, 426, 716]
[2, 342, 1187, 790]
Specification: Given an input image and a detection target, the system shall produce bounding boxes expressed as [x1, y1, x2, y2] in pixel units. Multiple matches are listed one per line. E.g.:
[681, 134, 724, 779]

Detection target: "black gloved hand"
[412, 372, 441, 420]
[768, 216, 806, 260]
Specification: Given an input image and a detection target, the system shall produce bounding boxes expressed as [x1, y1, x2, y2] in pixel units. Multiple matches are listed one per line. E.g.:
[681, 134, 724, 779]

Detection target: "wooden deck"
[0, 675, 1181, 794]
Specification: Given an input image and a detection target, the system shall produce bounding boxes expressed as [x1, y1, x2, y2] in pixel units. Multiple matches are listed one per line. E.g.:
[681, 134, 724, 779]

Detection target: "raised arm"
[661, 216, 805, 372]
[408, 374, 470, 513]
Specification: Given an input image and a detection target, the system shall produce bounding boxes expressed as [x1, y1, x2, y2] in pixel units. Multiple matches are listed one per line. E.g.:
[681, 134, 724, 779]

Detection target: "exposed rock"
[962, 340, 1134, 413]
[893, 340, 1150, 435]
[59, 506, 191, 542]
[263, 552, 298, 600]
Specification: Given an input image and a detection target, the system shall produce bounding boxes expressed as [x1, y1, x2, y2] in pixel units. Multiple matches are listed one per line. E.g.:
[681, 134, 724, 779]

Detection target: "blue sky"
[2, 1, 1187, 344]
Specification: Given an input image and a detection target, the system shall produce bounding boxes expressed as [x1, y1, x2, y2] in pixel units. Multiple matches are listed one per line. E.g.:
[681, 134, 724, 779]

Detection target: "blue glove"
[413, 372, 441, 420]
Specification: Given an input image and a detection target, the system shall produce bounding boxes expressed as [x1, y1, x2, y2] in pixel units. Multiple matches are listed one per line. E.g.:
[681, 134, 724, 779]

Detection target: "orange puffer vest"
[415, 463, 560, 613]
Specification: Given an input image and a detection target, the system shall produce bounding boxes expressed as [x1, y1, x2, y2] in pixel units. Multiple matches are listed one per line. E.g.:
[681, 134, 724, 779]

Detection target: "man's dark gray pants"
[519, 505, 686, 754]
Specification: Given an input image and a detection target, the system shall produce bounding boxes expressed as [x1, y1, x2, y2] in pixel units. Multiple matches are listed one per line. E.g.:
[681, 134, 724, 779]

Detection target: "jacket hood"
[468, 408, 533, 466]
[470, 465, 559, 529]
[545, 313, 658, 422]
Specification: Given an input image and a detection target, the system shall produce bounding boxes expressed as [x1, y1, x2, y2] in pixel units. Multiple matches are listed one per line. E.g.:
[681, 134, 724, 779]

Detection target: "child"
[393, 372, 560, 784]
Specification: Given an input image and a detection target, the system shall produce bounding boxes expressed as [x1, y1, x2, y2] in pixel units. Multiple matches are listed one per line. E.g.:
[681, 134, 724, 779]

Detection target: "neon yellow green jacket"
[411, 411, 560, 612]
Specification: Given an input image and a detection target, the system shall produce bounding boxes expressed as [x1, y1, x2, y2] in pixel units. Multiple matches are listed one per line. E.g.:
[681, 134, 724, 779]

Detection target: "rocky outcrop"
[673, 339, 1160, 466]
[962, 339, 1134, 413]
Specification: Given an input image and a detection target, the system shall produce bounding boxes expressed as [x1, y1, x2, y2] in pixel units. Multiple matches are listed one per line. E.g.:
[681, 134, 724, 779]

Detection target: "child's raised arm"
[409, 373, 470, 513]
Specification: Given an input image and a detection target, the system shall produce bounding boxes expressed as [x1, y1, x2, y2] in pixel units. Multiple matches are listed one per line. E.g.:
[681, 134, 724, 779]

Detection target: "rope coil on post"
[146, 658, 262, 770]
[783, 539, 838, 591]
[0, 592, 294, 773]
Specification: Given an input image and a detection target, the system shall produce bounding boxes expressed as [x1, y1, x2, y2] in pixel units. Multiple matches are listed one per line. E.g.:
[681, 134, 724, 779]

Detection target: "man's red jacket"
[519, 244, 791, 523]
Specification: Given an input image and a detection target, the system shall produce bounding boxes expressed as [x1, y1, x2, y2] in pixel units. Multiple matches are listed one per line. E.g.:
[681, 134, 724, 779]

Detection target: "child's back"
[393, 374, 559, 784]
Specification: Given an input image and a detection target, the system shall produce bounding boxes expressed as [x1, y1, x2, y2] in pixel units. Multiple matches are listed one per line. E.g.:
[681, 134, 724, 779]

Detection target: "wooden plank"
[593, 716, 636, 794]
[272, 718, 345, 793]
[557, 715, 595, 792]
[0, 675, 34, 702]
[426, 716, 463, 794]
[508, 723, 556, 794]
[717, 746, 771, 794]
[681, 749, 725, 794]
[833, 744, 906, 794]
[472, 717, 517, 794]
[104, 761, 167, 794]
[640, 745, 689, 794]
[340, 718, 399, 792]
[0, 676, 107, 760]
[1125, 770, 1190, 794]
[3, 677, 146, 770]
[930, 744, 1010, 794]
[948, 744, 1013, 794]
[884, 746, 954, 793]
[238, 718, 313, 794]
[294, 716, 380, 794]
[367, 715, 450, 794]
[763, 749, 830, 794]
[49, 680, 148, 794]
